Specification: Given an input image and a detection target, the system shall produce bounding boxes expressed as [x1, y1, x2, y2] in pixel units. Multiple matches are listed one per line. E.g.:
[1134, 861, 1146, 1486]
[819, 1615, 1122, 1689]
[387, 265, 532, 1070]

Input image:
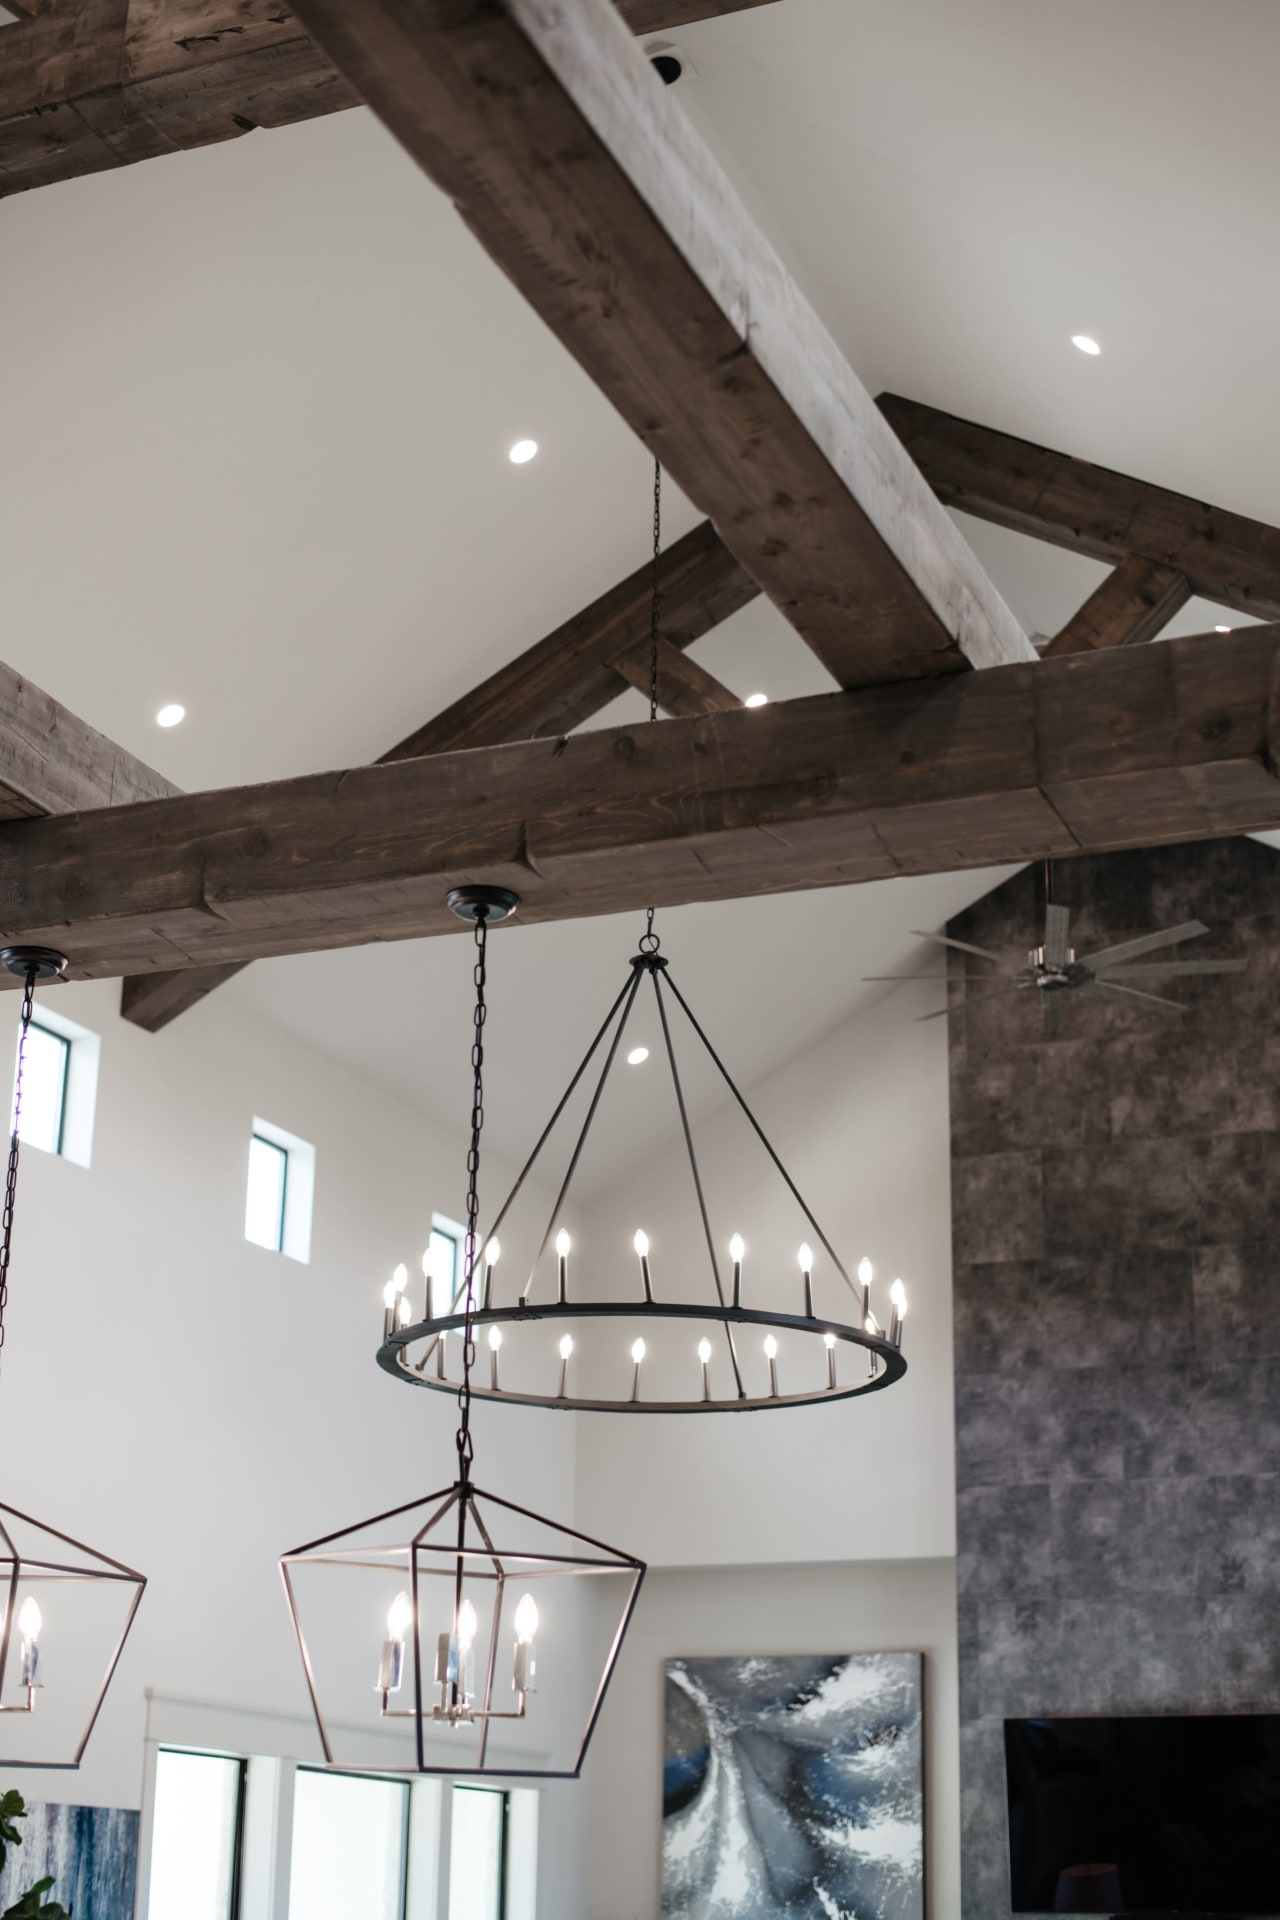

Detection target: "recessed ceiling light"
[509, 439, 538, 465]
[744, 691, 769, 708]
[1215, 624, 1233, 633]
[156, 704, 185, 728]
[627, 1046, 650, 1066]
[1071, 334, 1101, 356]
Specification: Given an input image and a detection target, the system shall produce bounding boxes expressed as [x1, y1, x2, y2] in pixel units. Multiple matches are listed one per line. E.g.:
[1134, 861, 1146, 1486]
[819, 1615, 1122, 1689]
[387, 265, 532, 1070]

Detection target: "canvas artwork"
[663, 1652, 924, 1920]
[0, 1801, 139, 1920]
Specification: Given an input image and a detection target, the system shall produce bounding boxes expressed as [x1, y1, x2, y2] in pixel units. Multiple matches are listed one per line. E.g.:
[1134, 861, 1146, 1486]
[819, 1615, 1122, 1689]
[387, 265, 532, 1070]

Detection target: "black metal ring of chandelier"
[378, 1302, 906, 1413]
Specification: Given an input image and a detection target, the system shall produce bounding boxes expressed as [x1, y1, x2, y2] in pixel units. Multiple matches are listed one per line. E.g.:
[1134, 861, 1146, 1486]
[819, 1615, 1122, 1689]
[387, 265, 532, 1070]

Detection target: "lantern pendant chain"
[455, 908, 490, 1486]
[0, 965, 36, 1383]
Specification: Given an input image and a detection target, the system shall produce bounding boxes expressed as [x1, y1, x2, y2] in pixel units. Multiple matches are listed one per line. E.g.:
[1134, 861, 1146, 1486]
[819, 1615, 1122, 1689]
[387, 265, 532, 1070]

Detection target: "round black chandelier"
[376, 895, 910, 1415]
[0, 948, 146, 1770]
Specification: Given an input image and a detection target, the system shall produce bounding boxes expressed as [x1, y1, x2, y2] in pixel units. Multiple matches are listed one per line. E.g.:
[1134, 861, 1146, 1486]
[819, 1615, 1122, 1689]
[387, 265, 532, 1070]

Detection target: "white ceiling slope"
[1, 1, 1277, 1160]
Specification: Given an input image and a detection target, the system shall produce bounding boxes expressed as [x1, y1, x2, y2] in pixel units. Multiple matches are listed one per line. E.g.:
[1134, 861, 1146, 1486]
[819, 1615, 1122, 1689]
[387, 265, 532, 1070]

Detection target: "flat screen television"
[1005, 1715, 1280, 1916]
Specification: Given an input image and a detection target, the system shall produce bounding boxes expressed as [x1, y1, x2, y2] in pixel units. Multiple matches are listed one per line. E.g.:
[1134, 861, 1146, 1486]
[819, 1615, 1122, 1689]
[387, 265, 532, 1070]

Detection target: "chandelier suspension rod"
[415, 969, 639, 1374]
[649, 968, 747, 1399]
[518, 960, 648, 1307]
[660, 970, 857, 1297]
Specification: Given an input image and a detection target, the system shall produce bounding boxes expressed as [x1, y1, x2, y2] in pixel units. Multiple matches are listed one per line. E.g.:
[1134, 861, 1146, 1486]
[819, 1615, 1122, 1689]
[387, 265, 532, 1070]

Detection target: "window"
[147, 1749, 245, 1920]
[425, 1219, 462, 1308]
[448, 1787, 508, 1920]
[244, 1117, 315, 1261]
[289, 1770, 408, 1920]
[11, 1005, 99, 1167]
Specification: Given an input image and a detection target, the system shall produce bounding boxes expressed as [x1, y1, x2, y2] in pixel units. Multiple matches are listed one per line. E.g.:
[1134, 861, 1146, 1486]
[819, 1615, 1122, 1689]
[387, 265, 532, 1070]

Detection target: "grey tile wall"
[948, 838, 1280, 1917]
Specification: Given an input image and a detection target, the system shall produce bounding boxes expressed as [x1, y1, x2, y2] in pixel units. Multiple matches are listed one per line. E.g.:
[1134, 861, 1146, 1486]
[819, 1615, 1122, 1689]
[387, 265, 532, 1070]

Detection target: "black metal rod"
[661, 970, 857, 1296]
[521, 962, 648, 1304]
[650, 970, 748, 1398]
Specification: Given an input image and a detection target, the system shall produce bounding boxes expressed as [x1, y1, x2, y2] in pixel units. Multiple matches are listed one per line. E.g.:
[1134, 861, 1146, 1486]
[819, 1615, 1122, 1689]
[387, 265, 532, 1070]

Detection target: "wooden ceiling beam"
[381, 519, 755, 762]
[1043, 556, 1192, 659]
[880, 394, 1280, 623]
[120, 517, 755, 1028]
[284, 0, 1032, 689]
[14, 625, 1280, 985]
[0, 0, 770, 199]
[0, 657, 177, 821]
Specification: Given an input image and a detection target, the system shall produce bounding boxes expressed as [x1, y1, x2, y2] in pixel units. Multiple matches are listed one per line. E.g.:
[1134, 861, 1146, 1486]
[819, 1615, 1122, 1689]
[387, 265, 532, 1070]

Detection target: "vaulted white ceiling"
[1, 0, 1275, 1175]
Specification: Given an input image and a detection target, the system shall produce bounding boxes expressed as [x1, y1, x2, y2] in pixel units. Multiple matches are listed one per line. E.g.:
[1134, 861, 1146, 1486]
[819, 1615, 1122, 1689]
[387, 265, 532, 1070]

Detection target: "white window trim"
[247, 1117, 315, 1264]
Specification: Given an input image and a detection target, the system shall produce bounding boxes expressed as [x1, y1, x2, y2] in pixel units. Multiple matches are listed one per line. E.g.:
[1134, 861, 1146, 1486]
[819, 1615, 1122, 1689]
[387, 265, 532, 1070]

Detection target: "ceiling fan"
[868, 887, 1247, 1025]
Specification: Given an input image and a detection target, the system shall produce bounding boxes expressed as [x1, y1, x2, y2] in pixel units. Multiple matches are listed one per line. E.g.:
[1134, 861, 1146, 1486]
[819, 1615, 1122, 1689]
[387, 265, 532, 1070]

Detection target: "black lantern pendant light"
[281, 899, 645, 1779]
[0, 948, 146, 1770]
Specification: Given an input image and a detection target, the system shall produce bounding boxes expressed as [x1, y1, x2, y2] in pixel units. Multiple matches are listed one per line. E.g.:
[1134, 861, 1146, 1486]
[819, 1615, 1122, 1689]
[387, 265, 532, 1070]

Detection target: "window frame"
[247, 1132, 289, 1255]
[9, 1003, 99, 1167]
[244, 1116, 316, 1263]
[290, 1765, 412, 1920]
[147, 1746, 248, 1920]
[22, 1019, 70, 1156]
[449, 1783, 510, 1920]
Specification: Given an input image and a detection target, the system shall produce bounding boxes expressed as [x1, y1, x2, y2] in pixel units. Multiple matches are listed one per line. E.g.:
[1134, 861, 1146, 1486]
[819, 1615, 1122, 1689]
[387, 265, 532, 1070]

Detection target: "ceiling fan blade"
[1084, 920, 1209, 970]
[910, 930, 1005, 965]
[916, 986, 1027, 1023]
[1081, 980, 1185, 1017]
[1042, 902, 1071, 971]
[1097, 959, 1247, 978]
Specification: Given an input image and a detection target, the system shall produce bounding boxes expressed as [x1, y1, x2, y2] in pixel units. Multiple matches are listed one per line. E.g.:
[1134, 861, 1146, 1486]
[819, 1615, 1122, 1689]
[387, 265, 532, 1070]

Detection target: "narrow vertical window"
[244, 1118, 315, 1262]
[14, 1022, 70, 1155]
[147, 1749, 245, 1920]
[448, 1786, 508, 1920]
[245, 1134, 288, 1252]
[288, 1770, 408, 1920]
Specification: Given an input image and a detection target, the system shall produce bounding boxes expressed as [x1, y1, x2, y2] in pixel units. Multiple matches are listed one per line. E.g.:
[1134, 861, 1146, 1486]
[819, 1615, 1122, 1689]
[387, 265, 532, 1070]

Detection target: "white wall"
[572, 995, 956, 1566]
[0, 976, 587, 1916]
[578, 1558, 961, 1920]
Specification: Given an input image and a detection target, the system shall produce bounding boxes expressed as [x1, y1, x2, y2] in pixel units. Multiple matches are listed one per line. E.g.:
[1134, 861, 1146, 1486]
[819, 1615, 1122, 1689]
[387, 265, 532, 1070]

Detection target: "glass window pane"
[245, 1134, 288, 1250]
[289, 1770, 406, 1920]
[148, 1750, 241, 1920]
[426, 1228, 459, 1305]
[13, 1022, 69, 1155]
[448, 1788, 505, 1920]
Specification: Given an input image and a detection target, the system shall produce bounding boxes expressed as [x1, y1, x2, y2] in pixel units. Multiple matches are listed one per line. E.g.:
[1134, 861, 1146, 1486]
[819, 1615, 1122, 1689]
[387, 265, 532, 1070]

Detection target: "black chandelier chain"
[455, 905, 491, 1485]
[643, 457, 662, 958]
[0, 964, 37, 1380]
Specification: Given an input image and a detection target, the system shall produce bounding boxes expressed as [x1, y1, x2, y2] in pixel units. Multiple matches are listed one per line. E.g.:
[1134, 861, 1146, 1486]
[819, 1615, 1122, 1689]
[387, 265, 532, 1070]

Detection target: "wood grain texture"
[0, 657, 178, 820]
[285, 0, 1032, 687]
[608, 632, 741, 716]
[121, 518, 754, 1027]
[0, 0, 765, 196]
[880, 394, 1280, 623]
[1043, 556, 1192, 658]
[10, 626, 1280, 985]
[382, 519, 755, 761]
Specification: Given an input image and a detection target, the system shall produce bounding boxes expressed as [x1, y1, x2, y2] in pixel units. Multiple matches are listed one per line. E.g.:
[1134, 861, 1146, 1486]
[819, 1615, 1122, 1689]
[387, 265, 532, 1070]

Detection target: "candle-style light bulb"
[697, 1336, 712, 1402]
[729, 1233, 744, 1307]
[629, 1336, 646, 1403]
[396, 1293, 412, 1329]
[489, 1326, 504, 1349]
[489, 1323, 503, 1390]
[555, 1230, 571, 1257]
[379, 1590, 411, 1697]
[798, 1242, 815, 1317]
[557, 1332, 573, 1399]
[555, 1228, 571, 1304]
[383, 1279, 400, 1310]
[17, 1595, 41, 1689]
[457, 1598, 478, 1651]
[559, 1334, 574, 1359]
[634, 1229, 654, 1302]
[823, 1329, 838, 1390]
[383, 1266, 407, 1337]
[483, 1236, 500, 1308]
[858, 1255, 873, 1328]
[631, 1338, 646, 1364]
[889, 1279, 908, 1348]
[513, 1592, 538, 1696]
[763, 1333, 779, 1398]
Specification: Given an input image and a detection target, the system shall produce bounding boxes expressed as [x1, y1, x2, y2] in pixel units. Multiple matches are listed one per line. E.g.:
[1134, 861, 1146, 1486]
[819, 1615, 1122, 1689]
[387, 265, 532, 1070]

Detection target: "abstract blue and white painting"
[0, 1801, 139, 1919]
[663, 1653, 924, 1920]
